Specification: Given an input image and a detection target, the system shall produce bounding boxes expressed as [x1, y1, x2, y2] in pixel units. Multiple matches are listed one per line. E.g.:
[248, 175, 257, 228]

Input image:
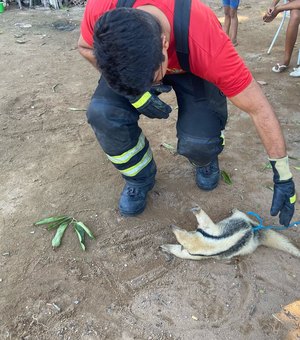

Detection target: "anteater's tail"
[260, 229, 300, 257]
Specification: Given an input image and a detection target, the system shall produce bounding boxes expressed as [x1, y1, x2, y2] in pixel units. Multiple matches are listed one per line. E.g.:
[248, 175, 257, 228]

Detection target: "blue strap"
[247, 211, 300, 232]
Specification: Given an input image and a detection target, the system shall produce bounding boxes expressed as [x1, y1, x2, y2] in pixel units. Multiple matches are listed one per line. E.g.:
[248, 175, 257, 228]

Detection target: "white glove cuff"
[268, 156, 292, 181]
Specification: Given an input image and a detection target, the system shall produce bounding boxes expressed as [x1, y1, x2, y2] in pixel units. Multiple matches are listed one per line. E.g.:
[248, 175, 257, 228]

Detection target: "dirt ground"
[0, 1, 300, 339]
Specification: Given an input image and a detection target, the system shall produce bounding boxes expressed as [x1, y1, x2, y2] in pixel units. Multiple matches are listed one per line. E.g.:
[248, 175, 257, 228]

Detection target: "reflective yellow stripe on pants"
[119, 148, 153, 177]
[220, 130, 225, 146]
[106, 133, 145, 164]
[106, 133, 153, 177]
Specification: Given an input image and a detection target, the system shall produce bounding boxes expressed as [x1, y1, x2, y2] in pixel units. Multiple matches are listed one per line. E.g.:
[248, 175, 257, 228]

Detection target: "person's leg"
[164, 73, 228, 191]
[223, 5, 231, 36]
[228, 0, 240, 45]
[87, 77, 156, 216]
[283, 9, 300, 66]
[229, 7, 238, 45]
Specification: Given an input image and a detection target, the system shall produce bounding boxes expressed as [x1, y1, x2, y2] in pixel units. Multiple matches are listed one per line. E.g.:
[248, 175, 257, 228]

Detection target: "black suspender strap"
[174, 0, 192, 72]
[116, 0, 136, 7]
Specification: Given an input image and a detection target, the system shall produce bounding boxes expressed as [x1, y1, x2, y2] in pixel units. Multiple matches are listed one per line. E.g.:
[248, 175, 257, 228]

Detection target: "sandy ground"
[0, 1, 300, 339]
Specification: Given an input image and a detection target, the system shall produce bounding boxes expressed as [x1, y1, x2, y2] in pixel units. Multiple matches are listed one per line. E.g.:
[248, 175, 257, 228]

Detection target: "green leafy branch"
[34, 216, 95, 250]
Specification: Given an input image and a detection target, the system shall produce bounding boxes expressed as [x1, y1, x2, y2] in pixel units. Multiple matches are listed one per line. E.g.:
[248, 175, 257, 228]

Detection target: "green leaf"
[221, 170, 232, 185]
[47, 217, 72, 230]
[293, 166, 300, 171]
[74, 221, 95, 239]
[74, 224, 86, 251]
[263, 162, 272, 170]
[35, 215, 69, 226]
[51, 222, 69, 248]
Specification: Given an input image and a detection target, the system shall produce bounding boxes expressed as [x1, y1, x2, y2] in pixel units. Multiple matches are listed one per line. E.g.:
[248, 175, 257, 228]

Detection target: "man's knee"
[289, 9, 300, 23]
[87, 96, 138, 129]
[177, 135, 224, 166]
[224, 7, 230, 16]
[86, 97, 103, 127]
[86, 98, 113, 146]
[229, 8, 237, 18]
[86, 97, 140, 155]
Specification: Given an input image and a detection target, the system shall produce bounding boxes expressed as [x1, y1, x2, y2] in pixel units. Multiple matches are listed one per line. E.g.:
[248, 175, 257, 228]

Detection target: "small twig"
[68, 107, 87, 112]
[47, 302, 61, 312]
[15, 40, 28, 44]
[272, 314, 283, 323]
[52, 84, 60, 93]
[37, 110, 46, 117]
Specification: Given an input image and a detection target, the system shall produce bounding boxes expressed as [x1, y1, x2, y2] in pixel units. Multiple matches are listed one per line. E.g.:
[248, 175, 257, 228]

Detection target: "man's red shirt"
[81, 0, 252, 97]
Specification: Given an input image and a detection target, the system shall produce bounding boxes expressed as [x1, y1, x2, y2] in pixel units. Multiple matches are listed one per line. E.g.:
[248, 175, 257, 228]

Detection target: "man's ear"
[162, 35, 169, 50]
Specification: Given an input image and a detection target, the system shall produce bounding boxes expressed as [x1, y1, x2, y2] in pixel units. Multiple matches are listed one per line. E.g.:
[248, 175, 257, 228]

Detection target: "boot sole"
[119, 205, 146, 217]
[196, 175, 220, 191]
[196, 181, 219, 191]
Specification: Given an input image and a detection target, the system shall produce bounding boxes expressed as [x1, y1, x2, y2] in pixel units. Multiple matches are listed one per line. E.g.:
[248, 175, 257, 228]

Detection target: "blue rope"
[247, 211, 300, 231]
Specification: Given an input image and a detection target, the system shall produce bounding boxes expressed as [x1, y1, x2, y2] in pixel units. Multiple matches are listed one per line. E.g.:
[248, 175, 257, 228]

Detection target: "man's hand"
[269, 157, 297, 226]
[78, 34, 98, 69]
[129, 85, 172, 119]
[271, 180, 296, 226]
[263, 6, 279, 22]
[267, 5, 275, 15]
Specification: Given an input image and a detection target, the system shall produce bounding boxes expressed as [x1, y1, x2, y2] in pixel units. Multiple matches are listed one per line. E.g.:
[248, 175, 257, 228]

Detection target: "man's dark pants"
[86, 73, 228, 186]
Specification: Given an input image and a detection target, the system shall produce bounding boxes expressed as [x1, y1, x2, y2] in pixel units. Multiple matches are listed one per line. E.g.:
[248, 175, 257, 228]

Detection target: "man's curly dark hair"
[93, 8, 165, 97]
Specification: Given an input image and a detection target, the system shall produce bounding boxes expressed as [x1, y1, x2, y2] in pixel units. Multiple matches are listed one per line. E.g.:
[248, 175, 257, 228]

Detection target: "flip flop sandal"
[290, 67, 300, 77]
[272, 63, 288, 73]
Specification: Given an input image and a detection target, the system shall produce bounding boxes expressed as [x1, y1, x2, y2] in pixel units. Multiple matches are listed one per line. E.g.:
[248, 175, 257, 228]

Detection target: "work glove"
[269, 156, 297, 226]
[129, 84, 172, 119]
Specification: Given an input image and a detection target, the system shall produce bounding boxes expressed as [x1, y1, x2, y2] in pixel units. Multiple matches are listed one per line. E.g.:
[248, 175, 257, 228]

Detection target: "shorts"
[222, 0, 240, 9]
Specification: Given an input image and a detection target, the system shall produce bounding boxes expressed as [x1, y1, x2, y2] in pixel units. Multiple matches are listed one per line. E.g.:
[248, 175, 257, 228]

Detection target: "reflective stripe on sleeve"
[290, 194, 297, 204]
[131, 92, 151, 109]
[119, 148, 153, 177]
[106, 133, 145, 164]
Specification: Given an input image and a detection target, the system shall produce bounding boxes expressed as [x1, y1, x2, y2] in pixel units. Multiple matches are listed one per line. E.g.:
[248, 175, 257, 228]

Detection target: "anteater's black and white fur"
[161, 208, 300, 260]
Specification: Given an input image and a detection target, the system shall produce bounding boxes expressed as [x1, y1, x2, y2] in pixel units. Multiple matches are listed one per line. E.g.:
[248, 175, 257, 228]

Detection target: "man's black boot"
[119, 181, 155, 216]
[196, 157, 220, 191]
